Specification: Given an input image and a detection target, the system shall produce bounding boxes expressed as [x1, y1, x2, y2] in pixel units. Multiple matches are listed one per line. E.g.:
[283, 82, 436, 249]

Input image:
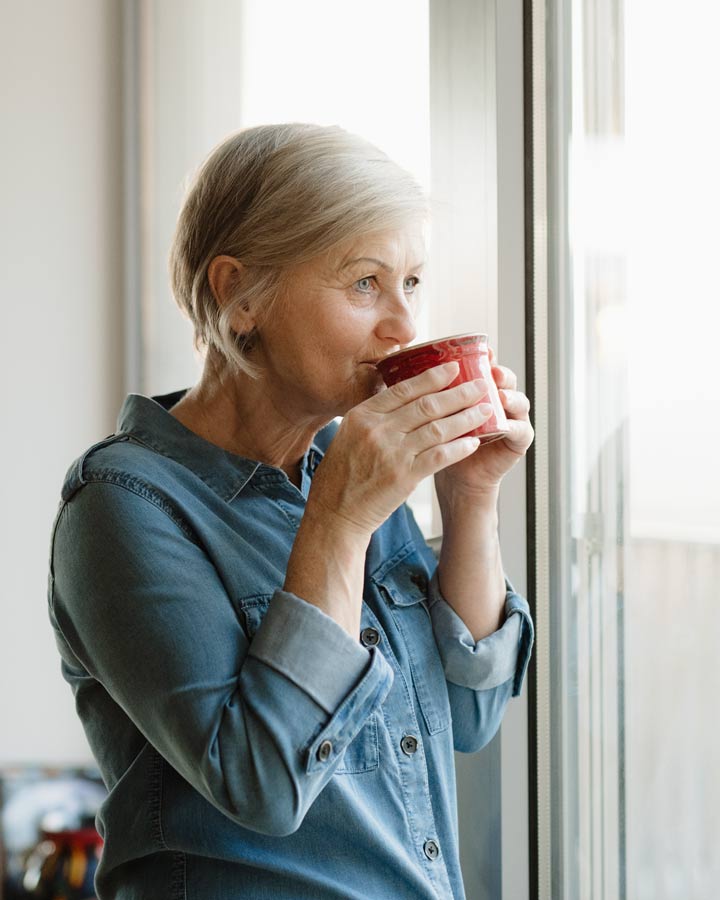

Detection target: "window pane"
[625, 3, 720, 895]
[547, 1, 720, 897]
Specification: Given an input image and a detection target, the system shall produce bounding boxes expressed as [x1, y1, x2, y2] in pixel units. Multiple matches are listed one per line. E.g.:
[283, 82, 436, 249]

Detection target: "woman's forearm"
[284, 501, 370, 639]
[436, 486, 506, 642]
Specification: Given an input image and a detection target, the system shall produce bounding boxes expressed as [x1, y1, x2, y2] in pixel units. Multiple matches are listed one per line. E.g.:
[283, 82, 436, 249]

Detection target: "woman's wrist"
[302, 492, 375, 547]
[436, 479, 500, 526]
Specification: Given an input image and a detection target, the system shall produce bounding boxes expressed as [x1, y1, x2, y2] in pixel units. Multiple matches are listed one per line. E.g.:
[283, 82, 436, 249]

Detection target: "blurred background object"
[0, 767, 105, 900]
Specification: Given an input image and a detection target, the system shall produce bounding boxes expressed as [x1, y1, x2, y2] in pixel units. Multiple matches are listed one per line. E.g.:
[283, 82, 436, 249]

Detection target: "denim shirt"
[47, 390, 534, 900]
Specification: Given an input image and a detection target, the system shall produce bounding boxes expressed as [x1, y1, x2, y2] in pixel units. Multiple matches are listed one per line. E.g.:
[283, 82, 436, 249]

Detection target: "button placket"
[358, 595, 453, 895]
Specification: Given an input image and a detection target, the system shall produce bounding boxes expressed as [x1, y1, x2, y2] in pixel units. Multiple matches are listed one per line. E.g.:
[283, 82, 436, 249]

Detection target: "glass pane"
[625, 3, 720, 895]
[547, 1, 720, 897]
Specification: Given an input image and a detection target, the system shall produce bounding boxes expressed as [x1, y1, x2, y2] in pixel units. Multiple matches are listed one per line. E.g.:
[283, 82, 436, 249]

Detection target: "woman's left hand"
[433, 348, 534, 501]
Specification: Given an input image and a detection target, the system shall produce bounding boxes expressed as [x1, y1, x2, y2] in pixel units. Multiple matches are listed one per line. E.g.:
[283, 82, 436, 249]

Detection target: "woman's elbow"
[212, 769, 313, 837]
[450, 678, 514, 753]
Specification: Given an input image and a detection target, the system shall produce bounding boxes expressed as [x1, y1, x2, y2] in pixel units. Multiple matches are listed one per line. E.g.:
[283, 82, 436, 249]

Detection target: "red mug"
[375, 333, 509, 446]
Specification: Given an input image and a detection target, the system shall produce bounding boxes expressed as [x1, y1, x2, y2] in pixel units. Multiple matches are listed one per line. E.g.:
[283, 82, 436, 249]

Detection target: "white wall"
[0, 0, 124, 764]
[139, 0, 244, 396]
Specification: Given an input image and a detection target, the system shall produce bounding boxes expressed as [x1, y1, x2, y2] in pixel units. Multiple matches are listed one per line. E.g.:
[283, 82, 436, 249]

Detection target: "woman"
[48, 123, 534, 899]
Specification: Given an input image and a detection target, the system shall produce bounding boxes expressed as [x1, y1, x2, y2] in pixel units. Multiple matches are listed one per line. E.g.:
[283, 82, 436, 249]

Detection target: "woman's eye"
[354, 276, 375, 293]
[404, 276, 421, 292]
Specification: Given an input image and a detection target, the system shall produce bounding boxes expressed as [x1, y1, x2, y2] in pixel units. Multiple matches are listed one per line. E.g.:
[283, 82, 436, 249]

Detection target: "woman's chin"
[359, 369, 386, 400]
[336, 374, 382, 415]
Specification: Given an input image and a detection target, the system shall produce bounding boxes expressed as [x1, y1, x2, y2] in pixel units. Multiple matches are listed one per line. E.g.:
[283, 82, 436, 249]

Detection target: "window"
[530, 1, 720, 897]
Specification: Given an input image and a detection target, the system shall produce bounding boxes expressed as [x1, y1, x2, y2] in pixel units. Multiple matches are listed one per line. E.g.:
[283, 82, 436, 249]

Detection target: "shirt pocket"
[236, 593, 381, 775]
[372, 544, 451, 736]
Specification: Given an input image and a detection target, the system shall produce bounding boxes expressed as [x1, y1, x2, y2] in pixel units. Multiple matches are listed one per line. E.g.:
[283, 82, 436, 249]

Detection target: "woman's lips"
[359, 355, 396, 366]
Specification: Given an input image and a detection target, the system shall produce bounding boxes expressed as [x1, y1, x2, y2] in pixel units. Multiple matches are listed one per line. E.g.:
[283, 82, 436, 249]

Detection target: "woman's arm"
[50, 481, 392, 837]
[433, 350, 534, 640]
[399, 502, 533, 754]
[285, 361, 492, 638]
[435, 485, 506, 641]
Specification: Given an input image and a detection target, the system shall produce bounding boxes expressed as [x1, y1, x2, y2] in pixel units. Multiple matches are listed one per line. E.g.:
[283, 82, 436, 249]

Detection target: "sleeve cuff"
[248, 589, 375, 713]
[428, 573, 534, 696]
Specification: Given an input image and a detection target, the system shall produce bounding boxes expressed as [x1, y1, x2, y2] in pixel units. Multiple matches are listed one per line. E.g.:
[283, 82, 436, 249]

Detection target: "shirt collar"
[116, 390, 331, 502]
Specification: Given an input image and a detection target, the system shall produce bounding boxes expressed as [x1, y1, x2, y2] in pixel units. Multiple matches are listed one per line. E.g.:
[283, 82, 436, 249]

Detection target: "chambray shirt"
[48, 390, 533, 900]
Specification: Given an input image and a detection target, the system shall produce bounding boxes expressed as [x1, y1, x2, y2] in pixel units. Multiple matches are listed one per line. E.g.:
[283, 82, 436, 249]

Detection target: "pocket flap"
[371, 543, 431, 607]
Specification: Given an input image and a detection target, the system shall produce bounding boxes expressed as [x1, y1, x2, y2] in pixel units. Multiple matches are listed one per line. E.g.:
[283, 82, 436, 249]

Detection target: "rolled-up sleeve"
[427, 572, 533, 698]
[426, 571, 534, 753]
[249, 589, 376, 713]
[247, 590, 395, 778]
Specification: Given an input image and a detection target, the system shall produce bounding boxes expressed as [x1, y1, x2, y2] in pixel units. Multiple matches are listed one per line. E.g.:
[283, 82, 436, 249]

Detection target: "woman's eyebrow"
[341, 256, 392, 272]
[341, 257, 425, 272]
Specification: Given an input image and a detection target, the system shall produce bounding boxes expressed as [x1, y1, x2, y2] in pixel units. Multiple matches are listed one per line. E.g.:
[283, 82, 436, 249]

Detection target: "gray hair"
[169, 123, 428, 376]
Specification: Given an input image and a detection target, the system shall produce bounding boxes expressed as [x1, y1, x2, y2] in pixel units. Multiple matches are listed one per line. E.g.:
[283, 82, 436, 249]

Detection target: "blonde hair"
[169, 123, 428, 376]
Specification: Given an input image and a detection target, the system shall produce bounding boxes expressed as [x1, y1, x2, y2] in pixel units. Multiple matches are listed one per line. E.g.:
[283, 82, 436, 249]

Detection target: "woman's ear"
[208, 255, 255, 334]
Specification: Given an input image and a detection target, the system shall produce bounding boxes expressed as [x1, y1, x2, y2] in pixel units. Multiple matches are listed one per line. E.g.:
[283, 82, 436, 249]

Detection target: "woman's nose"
[376, 294, 417, 346]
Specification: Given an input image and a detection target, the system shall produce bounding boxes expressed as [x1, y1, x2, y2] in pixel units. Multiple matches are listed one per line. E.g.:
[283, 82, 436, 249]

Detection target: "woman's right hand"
[305, 361, 493, 540]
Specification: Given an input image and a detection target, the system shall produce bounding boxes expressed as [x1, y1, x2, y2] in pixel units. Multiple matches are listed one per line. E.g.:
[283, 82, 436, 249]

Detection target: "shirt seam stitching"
[148, 747, 168, 851]
[78, 472, 201, 545]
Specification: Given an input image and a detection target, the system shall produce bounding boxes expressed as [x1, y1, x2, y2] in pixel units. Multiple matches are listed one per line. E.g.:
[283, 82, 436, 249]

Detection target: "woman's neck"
[168, 355, 327, 486]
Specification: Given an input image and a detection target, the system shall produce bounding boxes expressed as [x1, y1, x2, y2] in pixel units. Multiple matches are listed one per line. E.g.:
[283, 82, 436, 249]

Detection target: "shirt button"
[317, 740, 333, 762]
[360, 627, 380, 648]
[401, 734, 419, 755]
[423, 839, 440, 861]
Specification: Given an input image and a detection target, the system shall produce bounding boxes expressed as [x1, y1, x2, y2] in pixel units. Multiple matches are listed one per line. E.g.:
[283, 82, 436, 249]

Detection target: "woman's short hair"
[169, 123, 428, 376]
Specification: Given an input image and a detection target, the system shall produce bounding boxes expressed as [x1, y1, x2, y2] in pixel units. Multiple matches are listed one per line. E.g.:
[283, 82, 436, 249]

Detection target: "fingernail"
[477, 403, 494, 418]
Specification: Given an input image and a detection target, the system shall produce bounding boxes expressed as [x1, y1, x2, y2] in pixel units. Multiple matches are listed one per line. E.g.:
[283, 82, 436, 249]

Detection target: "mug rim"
[377, 332, 488, 366]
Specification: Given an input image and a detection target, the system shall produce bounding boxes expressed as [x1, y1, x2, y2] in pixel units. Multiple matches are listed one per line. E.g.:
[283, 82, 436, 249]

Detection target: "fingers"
[497, 416, 535, 455]
[395, 376, 490, 431]
[368, 361, 460, 413]
[489, 350, 531, 431]
[407, 401, 494, 452]
[491, 363, 518, 392]
[488, 347, 519, 392]
[413, 435, 482, 480]
[499, 388, 531, 419]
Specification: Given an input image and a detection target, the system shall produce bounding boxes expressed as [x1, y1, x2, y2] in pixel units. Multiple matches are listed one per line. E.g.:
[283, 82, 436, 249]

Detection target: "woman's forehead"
[331, 226, 427, 271]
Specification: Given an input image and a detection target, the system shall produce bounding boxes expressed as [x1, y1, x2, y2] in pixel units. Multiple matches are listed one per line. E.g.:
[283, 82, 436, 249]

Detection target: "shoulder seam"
[76, 472, 201, 545]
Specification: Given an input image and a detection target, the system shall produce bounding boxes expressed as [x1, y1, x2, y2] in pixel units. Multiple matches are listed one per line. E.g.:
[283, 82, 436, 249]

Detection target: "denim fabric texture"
[47, 390, 534, 900]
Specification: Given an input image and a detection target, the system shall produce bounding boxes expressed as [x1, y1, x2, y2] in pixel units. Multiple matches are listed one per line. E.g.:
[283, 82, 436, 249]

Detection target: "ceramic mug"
[375, 333, 509, 446]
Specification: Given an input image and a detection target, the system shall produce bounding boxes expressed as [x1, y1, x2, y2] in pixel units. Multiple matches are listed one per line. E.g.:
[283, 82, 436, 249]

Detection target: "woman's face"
[253, 224, 426, 421]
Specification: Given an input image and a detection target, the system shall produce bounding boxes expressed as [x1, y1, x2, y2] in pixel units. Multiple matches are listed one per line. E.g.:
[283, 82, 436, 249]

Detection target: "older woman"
[48, 123, 534, 900]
